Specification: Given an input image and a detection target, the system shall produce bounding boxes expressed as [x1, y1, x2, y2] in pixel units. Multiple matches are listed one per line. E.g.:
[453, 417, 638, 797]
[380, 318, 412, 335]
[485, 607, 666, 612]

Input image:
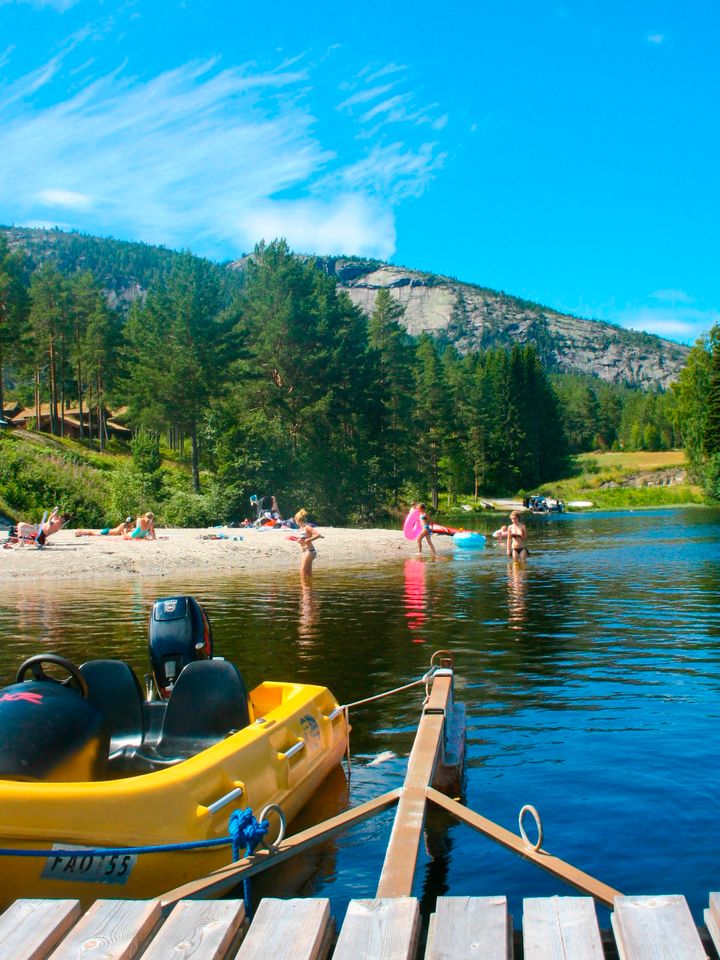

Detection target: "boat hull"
[0, 681, 347, 906]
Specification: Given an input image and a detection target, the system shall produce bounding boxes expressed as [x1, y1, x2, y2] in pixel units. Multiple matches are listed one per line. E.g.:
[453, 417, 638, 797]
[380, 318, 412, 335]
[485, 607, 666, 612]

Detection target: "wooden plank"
[47, 899, 161, 960]
[0, 899, 81, 960]
[611, 895, 707, 960]
[236, 898, 331, 960]
[523, 897, 603, 959]
[161, 789, 401, 907]
[424, 896, 511, 960]
[376, 674, 453, 898]
[426, 788, 622, 909]
[703, 892, 720, 956]
[141, 900, 246, 960]
[333, 898, 419, 960]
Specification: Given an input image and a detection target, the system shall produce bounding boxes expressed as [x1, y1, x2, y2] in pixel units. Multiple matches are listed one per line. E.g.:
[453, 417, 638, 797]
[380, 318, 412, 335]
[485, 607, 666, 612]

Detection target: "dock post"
[375, 666, 458, 898]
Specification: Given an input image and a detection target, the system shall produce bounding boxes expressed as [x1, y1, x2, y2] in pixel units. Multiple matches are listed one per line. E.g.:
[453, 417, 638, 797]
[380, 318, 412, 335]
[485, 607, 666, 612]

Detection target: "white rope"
[340, 665, 440, 782]
[340, 667, 438, 711]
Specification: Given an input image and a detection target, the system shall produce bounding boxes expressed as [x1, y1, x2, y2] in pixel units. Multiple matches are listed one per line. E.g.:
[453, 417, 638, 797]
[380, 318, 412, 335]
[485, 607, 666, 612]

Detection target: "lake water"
[1, 507, 719, 924]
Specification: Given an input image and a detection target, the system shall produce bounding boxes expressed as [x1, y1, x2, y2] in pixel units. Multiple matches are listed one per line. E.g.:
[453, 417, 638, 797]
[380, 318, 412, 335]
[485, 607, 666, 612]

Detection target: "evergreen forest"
[0, 234, 695, 526]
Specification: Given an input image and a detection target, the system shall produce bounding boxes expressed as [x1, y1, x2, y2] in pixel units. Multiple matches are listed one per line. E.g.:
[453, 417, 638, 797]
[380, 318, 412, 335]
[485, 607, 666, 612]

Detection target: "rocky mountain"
[304, 257, 689, 389]
[2, 226, 688, 389]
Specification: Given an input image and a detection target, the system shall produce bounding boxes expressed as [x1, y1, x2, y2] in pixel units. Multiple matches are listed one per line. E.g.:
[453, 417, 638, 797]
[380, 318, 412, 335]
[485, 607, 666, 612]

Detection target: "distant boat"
[567, 500, 594, 509]
[525, 495, 565, 514]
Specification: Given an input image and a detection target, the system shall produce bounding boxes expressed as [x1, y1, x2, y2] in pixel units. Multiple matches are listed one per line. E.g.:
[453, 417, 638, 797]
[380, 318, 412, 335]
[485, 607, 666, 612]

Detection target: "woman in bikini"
[123, 512, 156, 540]
[506, 510, 529, 562]
[294, 509, 324, 578]
[75, 517, 134, 537]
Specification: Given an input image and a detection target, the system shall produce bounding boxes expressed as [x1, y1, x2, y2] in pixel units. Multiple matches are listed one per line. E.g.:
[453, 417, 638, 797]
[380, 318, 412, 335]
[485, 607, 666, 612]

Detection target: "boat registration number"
[41, 844, 137, 885]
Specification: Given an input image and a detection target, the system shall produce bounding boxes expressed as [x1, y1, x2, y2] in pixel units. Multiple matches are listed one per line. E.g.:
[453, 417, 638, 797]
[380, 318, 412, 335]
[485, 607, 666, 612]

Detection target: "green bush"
[108, 464, 158, 519]
[702, 453, 720, 501]
[0, 437, 109, 525]
[585, 485, 702, 508]
[160, 485, 232, 527]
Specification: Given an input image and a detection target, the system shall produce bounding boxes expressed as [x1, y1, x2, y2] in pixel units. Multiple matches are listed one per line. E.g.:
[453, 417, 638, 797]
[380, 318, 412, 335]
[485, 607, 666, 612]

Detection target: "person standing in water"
[506, 510, 529, 562]
[294, 509, 324, 578]
[416, 503, 436, 557]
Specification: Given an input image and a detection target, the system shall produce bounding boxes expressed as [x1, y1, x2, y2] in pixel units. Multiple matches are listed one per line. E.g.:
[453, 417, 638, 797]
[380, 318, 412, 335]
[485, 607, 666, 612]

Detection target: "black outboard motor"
[148, 596, 213, 699]
[0, 674, 109, 781]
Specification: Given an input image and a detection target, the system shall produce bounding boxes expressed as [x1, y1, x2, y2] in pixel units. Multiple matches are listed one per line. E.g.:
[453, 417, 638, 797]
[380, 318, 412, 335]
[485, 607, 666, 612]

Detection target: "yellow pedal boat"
[0, 595, 348, 906]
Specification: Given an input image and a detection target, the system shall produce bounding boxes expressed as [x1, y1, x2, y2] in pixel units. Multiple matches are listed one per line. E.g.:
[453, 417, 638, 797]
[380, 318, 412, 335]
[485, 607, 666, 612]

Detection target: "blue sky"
[1, 0, 718, 345]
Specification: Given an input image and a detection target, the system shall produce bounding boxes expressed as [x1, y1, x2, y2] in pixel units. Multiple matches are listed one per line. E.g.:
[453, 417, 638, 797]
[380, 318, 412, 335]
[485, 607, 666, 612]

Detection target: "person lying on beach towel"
[75, 517, 135, 537]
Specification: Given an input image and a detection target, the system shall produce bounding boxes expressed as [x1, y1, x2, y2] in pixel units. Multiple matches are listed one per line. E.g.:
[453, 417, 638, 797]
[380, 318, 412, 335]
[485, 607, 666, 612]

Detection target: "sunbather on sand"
[75, 517, 135, 537]
[123, 512, 156, 540]
[12, 507, 71, 547]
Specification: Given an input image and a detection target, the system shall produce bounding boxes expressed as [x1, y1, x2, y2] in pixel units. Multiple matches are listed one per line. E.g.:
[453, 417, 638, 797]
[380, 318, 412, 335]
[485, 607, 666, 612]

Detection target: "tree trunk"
[190, 421, 200, 492]
[60, 346, 65, 438]
[0, 336, 4, 422]
[88, 400, 95, 450]
[48, 336, 58, 435]
[76, 330, 85, 441]
[34, 367, 40, 429]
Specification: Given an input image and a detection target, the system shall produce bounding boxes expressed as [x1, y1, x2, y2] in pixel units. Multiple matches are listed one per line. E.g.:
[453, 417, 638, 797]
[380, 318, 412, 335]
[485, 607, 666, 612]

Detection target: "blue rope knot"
[228, 808, 269, 861]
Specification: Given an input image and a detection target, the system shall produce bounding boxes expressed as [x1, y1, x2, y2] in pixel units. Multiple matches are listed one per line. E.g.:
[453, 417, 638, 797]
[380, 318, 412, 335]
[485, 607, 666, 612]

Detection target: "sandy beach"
[0, 525, 459, 583]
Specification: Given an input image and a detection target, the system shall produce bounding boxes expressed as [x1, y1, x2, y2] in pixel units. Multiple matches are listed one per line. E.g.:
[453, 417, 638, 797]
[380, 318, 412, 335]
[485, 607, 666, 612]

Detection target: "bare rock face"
[326, 260, 689, 389]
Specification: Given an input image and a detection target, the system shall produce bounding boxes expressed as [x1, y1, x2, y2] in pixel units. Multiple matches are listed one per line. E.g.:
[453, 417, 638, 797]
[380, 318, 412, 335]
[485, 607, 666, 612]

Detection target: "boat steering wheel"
[15, 654, 89, 698]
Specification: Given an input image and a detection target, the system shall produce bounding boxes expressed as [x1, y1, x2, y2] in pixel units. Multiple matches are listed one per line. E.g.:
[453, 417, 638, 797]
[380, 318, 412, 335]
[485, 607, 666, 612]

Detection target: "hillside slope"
[309, 258, 689, 389]
[2, 226, 688, 389]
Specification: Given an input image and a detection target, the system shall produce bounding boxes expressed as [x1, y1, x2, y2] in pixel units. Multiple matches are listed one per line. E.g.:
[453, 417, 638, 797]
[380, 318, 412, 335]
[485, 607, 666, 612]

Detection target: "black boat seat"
[79, 659, 145, 755]
[153, 659, 251, 760]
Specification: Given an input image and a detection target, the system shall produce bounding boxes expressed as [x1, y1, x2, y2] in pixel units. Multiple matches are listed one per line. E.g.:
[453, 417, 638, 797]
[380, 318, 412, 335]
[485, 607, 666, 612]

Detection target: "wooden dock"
[1, 890, 719, 959]
[2, 656, 717, 958]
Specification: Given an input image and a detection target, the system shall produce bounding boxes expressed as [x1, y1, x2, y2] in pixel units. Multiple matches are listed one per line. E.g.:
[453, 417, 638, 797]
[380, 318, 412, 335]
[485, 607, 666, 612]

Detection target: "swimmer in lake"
[506, 510, 529, 562]
[295, 509, 324, 578]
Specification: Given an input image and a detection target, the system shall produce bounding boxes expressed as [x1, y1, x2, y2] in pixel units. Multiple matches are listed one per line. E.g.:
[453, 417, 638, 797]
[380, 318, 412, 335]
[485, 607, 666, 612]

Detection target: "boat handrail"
[206, 786, 245, 816]
[280, 740, 305, 760]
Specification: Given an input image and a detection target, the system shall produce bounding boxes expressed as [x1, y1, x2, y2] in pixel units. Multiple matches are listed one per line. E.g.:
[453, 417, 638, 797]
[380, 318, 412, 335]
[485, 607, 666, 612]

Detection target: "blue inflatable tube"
[453, 531, 486, 549]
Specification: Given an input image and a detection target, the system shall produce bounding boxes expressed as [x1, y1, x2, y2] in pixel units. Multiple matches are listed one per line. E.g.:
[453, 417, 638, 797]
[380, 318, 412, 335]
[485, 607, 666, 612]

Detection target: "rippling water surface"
[1, 507, 719, 922]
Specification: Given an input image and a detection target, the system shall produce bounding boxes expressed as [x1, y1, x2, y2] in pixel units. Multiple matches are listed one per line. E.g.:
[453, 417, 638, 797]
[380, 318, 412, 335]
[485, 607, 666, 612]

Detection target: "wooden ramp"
[1, 892, 717, 959]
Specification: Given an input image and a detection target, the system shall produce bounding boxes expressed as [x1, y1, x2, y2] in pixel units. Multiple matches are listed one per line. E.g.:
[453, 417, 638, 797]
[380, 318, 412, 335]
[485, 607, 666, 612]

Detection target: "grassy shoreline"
[0, 432, 710, 527]
[439, 451, 706, 516]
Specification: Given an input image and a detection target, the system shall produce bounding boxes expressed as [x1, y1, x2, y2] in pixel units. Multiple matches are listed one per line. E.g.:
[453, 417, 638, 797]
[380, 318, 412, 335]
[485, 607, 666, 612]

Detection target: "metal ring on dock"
[518, 804, 543, 851]
[258, 803, 286, 850]
[430, 649, 454, 669]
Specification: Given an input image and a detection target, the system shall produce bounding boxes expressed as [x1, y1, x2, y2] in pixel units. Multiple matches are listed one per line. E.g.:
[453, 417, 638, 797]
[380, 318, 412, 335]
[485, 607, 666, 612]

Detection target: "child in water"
[416, 503, 436, 557]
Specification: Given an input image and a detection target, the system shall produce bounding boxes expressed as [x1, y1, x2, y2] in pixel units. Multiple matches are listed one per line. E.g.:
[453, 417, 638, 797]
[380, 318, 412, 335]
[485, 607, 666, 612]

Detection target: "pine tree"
[0, 238, 29, 420]
[703, 326, 720, 457]
[28, 263, 68, 434]
[368, 288, 415, 497]
[238, 240, 377, 520]
[413, 335, 454, 509]
[124, 252, 235, 490]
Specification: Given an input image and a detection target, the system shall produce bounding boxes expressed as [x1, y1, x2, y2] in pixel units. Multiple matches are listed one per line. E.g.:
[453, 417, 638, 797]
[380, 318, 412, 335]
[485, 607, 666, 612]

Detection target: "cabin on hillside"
[1, 403, 22, 428]
[8, 405, 132, 441]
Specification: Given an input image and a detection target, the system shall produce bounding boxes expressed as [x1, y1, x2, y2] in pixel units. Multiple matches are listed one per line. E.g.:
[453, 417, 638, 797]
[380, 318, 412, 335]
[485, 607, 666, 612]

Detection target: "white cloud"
[649, 288, 694, 304]
[338, 84, 395, 110]
[339, 63, 447, 136]
[617, 305, 720, 344]
[0, 49, 447, 260]
[0, 0, 80, 10]
[241, 195, 396, 259]
[646, 33, 664, 44]
[35, 188, 93, 209]
[325, 141, 446, 203]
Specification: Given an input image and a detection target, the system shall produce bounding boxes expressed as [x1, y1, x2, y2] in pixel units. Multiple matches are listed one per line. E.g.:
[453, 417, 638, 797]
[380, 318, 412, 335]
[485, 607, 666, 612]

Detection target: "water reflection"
[0, 509, 719, 921]
[403, 558, 428, 641]
[298, 582, 319, 647]
[506, 560, 527, 631]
